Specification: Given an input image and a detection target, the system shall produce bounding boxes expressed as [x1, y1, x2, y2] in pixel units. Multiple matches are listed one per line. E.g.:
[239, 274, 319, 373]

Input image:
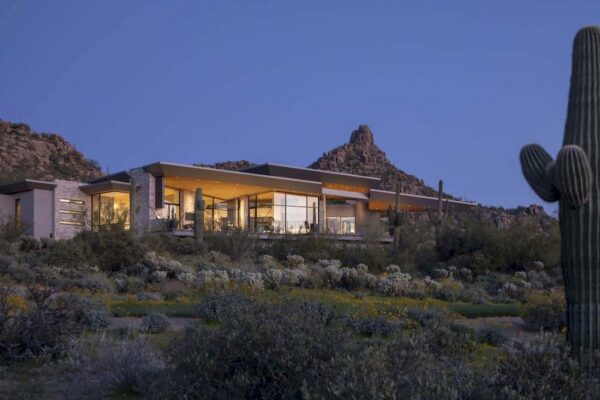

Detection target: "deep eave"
[369, 189, 478, 212]
[242, 163, 380, 190]
[0, 179, 57, 195]
[80, 180, 134, 195]
[142, 162, 323, 195]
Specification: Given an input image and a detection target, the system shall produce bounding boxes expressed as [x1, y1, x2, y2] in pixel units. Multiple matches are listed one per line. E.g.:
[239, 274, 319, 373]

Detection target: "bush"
[159, 296, 349, 399]
[46, 335, 164, 399]
[56, 294, 110, 331]
[484, 333, 600, 399]
[195, 291, 255, 323]
[140, 312, 170, 334]
[475, 324, 508, 346]
[46, 239, 91, 268]
[0, 286, 78, 362]
[521, 291, 565, 331]
[207, 229, 255, 261]
[75, 230, 145, 272]
[354, 316, 396, 337]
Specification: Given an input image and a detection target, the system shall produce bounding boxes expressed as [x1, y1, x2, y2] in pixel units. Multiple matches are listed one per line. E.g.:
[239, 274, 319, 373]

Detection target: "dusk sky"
[2, 1, 600, 211]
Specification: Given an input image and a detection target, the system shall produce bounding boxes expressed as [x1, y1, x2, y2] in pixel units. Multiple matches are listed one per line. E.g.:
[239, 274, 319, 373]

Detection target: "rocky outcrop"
[194, 160, 257, 171]
[308, 125, 437, 196]
[0, 120, 102, 183]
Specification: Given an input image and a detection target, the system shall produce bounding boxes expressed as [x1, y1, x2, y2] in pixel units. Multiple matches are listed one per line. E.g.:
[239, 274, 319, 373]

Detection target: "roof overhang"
[80, 180, 133, 195]
[0, 179, 57, 195]
[322, 187, 369, 200]
[369, 189, 478, 212]
[86, 171, 131, 184]
[143, 162, 322, 196]
[242, 163, 380, 190]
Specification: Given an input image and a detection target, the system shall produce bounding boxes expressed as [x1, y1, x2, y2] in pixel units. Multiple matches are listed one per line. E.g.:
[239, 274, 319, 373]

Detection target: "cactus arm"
[520, 143, 560, 202]
[554, 144, 593, 208]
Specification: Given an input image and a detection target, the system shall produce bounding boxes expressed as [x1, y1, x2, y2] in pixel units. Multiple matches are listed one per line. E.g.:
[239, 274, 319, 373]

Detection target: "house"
[0, 161, 476, 240]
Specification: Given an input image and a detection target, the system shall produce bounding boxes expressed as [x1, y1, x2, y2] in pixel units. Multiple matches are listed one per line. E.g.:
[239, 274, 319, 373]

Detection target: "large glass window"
[326, 216, 356, 235]
[249, 192, 318, 234]
[92, 192, 130, 230]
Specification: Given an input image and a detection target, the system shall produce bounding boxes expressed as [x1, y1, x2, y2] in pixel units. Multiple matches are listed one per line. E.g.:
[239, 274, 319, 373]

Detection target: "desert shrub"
[159, 297, 349, 399]
[76, 274, 114, 293]
[335, 244, 389, 274]
[195, 291, 255, 323]
[140, 312, 170, 334]
[137, 291, 163, 301]
[475, 324, 508, 346]
[114, 275, 145, 293]
[6, 263, 36, 284]
[75, 230, 145, 272]
[354, 316, 396, 337]
[268, 236, 337, 262]
[56, 294, 110, 331]
[19, 235, 40, 252]
[407, 308, 445, 328]
[142, 233, 205, 256]
[207, 229, 255, 261]
[264, 268, 283, 289]
[0, 286, 78, 362]
[484, 333, 600, 399]
[47, 335, 164, 399]
[46, 239, 91, 268]
[521, 291, 566, 331]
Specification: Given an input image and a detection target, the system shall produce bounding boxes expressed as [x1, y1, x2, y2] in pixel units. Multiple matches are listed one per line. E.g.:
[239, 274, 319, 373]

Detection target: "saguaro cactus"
[129, 177, 136, 234]
[194, 188, 205, 243]
[520, 26, 600, 368]
[431, 180, 445, 247]
[387, 186, 406, 249]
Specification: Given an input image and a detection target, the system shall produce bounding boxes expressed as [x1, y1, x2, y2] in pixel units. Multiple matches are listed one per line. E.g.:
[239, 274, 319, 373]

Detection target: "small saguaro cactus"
[430, 180, 445, 248]
[520, 26, 600, 368]
[387, 186, 406, 249]
[194, 188, 205, 243]
[129, 177, 136, 234]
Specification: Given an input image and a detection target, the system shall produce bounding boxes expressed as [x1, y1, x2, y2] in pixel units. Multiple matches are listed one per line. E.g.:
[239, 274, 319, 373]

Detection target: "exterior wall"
[33, 189, 54, 238]
[355, 200, 383, 237]
[326, 203, 355, 218]
[129, 168, 155, 235]
[53, 180, 90, 240]
[14, 191, 35, 236]
[0, 195, 14, 220]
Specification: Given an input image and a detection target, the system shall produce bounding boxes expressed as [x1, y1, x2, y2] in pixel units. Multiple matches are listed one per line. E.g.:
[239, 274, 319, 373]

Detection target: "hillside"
[308, 125, 438, 196]
[0, 120, 102, 183]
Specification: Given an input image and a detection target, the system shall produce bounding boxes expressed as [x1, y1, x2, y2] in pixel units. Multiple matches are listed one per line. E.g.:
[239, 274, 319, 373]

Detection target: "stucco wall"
[33, 189, 54, 238]
[355, 200, 383, 237]
[0, 195, 14, 220]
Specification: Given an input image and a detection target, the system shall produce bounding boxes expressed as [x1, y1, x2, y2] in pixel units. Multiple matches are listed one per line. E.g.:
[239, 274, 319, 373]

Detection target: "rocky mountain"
[194, 160, 257, 171]
[0, 120, 102, 183]
[309, 125, 438, 196]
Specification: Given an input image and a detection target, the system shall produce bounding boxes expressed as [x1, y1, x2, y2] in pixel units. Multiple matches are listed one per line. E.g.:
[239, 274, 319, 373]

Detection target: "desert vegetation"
[0, 210, 593, 398]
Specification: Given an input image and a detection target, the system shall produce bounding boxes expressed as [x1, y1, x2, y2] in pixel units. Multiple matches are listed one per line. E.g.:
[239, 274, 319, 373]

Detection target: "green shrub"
[207, 229, 255, 261]
[521, 291, 566, 331]
[75, 230, 145, 272]
[46, 239, 91, 268]
[140, 312, 170, 334]
[475, 324, 508, 346]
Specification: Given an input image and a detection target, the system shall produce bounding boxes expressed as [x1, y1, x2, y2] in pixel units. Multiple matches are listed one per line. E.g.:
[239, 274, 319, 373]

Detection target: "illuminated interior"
[92, 191, 130, 230]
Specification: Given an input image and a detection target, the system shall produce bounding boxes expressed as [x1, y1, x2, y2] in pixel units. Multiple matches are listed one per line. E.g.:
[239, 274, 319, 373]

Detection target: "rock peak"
[349, 125, 374, 146]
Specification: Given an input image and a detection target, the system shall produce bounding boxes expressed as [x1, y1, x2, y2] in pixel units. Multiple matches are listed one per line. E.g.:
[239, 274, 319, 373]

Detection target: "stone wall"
[53, 180, 90, 239]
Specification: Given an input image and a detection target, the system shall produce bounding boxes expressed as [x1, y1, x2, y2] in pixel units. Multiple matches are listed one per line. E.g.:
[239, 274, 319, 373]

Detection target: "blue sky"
[1, 1, 600, 210]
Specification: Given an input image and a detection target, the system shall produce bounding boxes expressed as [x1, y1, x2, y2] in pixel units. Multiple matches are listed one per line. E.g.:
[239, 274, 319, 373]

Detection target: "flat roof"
[369, 189, 478, 212]
[242, 163, 380, 189]
[80, 180, 133, 195]
[86, 171, 131, 184]
[143, 162, 323, 195]
[0, 179, 57, 195]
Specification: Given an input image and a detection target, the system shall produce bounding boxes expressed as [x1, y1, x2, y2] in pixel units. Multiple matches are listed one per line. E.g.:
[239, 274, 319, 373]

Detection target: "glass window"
[286, 194, 306, 207]
[326, 216, 356, 235]
[164, 187, 180, 204]
[92, 192, 130, 230]
[273, 193, 286, 205]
